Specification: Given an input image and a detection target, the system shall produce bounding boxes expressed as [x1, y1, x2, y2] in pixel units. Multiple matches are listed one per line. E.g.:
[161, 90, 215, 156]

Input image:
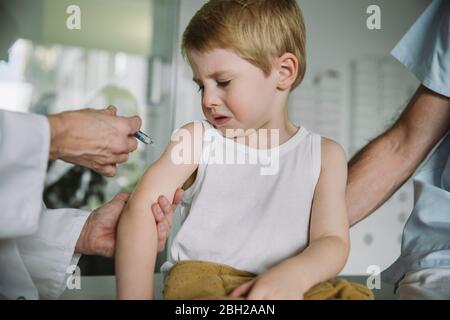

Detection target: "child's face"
[188, 48, 280, 138]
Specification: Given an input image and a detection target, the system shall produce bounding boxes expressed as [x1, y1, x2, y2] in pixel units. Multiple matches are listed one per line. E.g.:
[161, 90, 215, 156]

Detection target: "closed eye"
[217, 80, 231, 88]
[195, 80, 230, 93]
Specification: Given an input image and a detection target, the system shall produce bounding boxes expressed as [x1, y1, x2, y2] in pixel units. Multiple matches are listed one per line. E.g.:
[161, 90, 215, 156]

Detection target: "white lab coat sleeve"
[0, 110, 50, 238]
[16, 207, 91, 300]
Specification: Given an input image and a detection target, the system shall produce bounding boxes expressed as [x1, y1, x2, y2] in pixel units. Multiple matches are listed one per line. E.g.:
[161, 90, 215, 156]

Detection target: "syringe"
[134, 130, 154, 145]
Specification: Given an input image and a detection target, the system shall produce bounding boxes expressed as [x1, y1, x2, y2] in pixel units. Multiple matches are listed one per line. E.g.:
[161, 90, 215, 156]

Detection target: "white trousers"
[396, 268, 450, 300]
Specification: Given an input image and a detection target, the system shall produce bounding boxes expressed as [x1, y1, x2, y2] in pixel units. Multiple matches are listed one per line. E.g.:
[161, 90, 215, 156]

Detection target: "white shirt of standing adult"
[0, 107, 141, 299]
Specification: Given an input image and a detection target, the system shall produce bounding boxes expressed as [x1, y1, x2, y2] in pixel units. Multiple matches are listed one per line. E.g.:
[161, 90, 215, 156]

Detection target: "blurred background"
[0, 0, 431, 276]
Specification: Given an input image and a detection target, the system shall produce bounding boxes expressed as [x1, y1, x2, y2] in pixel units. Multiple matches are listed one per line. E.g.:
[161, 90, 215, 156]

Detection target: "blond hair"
[182, 0, 306, 90]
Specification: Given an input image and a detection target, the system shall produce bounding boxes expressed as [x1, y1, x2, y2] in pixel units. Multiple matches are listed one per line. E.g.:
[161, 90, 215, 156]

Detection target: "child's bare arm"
[230, 138, 349, 299]
[284, 138, 350, 290]
[115, 122, 202, 299]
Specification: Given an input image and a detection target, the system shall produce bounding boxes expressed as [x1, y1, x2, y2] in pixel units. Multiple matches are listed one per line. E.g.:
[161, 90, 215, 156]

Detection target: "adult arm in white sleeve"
[16, 207, 90, 299]
[0, 110, 50, 238]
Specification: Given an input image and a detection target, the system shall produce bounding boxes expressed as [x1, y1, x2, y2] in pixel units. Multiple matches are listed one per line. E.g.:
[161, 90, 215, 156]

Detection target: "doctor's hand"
[47, 106, 141, 177]
[75, 191, 183, 257]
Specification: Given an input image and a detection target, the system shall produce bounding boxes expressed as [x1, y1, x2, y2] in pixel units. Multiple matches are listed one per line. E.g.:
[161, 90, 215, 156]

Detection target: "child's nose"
[202, 88, 220, 109]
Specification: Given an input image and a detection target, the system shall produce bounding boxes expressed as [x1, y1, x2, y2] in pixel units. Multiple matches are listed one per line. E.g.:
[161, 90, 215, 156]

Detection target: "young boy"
[115, 0, 372, 300]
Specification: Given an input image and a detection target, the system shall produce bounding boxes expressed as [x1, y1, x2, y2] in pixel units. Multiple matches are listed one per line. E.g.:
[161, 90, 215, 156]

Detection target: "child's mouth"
[213, 116, 231, 126]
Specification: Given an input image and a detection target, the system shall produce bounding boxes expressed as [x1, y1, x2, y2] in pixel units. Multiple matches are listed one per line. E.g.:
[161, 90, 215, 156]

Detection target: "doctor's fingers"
[113, 192, 131, 203]
[96, 153, 130, 167]
[127, 136, 139, 153]
[112, 153, 130, 165]
[110, 136, 138, 156]
[98, 164, 117, 177]
[104, 105, 117, 116]
[90, 150, 129, 167]
[107, 136, 138, 156]
[115, 115, 142, 136]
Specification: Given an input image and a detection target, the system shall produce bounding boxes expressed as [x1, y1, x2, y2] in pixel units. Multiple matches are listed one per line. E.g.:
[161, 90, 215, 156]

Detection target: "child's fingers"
[152, 203, 164, 222]
[157, 223, 166, 238]
[157, 223, 167, 240]
[166, 212, 174, 229]
[229, 280, 256, 298]
[152, 202, 173, 241]
[159, 196, 174, 228]
[172, 188, 185, 209]
[161, 216, 171, 236]
[159, 195, 173, 215]
[157, 228, 168, 252]
[157, 239, 166, 253]
[246, 287, 266, 300]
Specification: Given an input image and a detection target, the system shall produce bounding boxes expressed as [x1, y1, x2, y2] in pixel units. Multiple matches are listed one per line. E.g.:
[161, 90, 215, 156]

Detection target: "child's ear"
[276, 53, 298, 91]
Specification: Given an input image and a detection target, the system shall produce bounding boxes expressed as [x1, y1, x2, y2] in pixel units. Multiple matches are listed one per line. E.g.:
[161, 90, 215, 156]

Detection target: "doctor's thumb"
[113, 192, 131, 204]
[104, 105, 118, 116]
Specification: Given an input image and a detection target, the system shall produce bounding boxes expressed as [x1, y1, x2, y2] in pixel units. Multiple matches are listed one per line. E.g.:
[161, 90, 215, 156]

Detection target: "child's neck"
[235, 108, 299, 149]
[258, 116, 298, 149]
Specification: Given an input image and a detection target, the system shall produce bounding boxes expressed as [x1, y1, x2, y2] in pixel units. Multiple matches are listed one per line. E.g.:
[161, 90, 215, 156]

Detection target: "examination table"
[60, 274, 396, 300]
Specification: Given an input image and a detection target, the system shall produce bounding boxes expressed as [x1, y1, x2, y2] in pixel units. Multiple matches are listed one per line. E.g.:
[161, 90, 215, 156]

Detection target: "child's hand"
[152, 188, 185, 252]
[229, 263, 306, 300]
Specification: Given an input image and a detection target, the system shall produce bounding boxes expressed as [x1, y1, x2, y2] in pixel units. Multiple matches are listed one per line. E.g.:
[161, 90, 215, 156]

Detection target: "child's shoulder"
[299, 129, 346, 161]
[167, 121, 205, 163]
[320, 137, 347, 170]
[172, 121, 205, 142]
[173, 119, 225, 143]
[175, 120, 204, 132]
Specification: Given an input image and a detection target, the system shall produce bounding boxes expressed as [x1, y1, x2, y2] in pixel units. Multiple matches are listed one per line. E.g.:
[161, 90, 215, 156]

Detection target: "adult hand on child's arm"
[75, 189, 184, 257]
[75, 192, 130, 257]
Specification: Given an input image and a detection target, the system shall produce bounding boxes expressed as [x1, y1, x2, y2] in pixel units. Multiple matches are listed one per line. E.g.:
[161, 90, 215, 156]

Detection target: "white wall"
[172, 0, 431, 275]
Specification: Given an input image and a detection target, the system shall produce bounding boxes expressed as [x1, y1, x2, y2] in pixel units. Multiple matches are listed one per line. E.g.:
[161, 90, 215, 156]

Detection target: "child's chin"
[219, 126, 252, 139]
[216, 127, 231, 137]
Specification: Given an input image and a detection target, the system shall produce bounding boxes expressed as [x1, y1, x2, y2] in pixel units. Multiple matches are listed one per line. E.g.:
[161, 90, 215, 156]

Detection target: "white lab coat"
[0, 110, 90, 300]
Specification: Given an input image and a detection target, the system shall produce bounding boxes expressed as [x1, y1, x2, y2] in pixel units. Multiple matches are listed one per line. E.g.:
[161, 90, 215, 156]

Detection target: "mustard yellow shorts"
[163, 260, 374, 300]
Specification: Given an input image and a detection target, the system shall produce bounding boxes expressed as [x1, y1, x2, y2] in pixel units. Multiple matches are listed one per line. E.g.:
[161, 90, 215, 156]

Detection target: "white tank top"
[163, 120, 322, 274]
